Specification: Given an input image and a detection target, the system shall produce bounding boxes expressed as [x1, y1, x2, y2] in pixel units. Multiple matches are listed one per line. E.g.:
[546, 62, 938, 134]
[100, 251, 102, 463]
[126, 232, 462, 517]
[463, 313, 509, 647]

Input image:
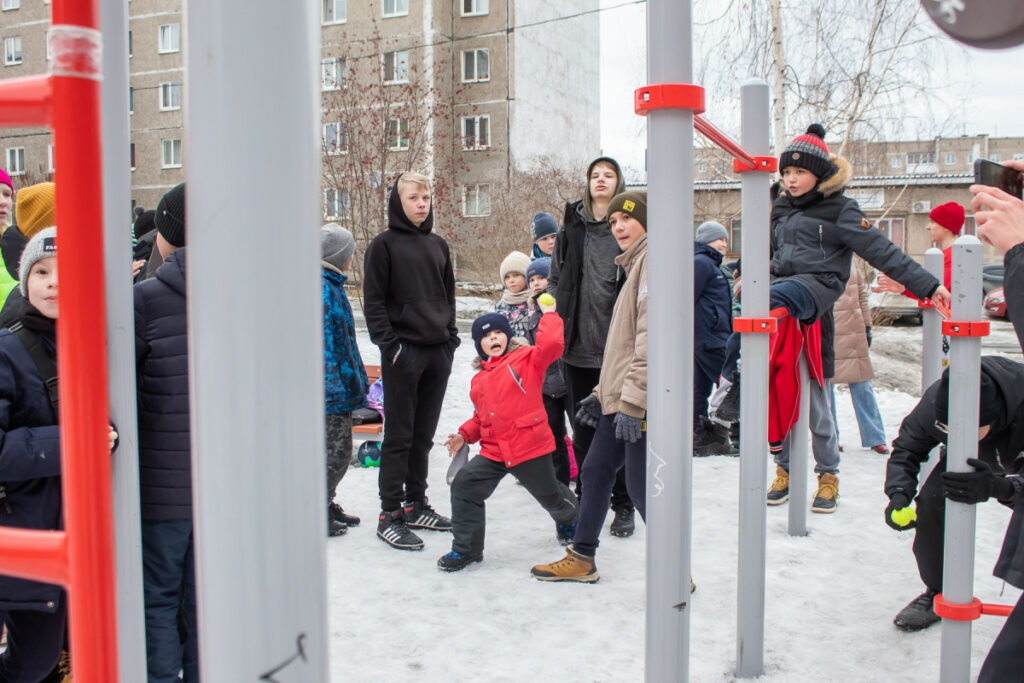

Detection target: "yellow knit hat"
[15, 182, 56, 238]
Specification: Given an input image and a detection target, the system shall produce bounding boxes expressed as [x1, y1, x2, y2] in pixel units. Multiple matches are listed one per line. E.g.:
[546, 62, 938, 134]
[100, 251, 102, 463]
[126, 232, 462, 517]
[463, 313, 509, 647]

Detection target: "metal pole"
[99, 0, 147, 678]
[644, 1, 693, 680]
[787, 356, 810, 536]
[921, 247, 944, 393]
[735, 79, 771, 679]
[184, 2, 328, 680]
[938, 236, 984, 682]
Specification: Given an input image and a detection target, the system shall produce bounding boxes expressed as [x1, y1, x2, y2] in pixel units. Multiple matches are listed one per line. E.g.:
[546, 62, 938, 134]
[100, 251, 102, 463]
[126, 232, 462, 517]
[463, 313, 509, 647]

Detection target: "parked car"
[984, 286, 1007, 319]
[869, 289, 922, 325]
[983, 263, 1005, 295]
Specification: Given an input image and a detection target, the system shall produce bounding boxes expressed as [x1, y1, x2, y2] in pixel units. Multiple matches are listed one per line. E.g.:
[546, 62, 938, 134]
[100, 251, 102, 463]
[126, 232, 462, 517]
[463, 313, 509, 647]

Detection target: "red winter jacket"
[768, 312, 824, 445]
[458, 312, 564, 467]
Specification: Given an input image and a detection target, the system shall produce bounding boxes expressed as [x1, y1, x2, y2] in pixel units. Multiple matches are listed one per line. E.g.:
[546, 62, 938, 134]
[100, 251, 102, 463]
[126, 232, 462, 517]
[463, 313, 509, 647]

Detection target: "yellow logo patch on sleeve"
[623, 200, 635, 212]
[861, 218, 872, 230]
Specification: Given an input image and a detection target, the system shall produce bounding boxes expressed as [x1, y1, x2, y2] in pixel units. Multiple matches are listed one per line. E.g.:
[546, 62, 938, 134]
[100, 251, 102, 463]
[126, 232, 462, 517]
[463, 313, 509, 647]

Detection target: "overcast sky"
[599, 1, 1024, 181]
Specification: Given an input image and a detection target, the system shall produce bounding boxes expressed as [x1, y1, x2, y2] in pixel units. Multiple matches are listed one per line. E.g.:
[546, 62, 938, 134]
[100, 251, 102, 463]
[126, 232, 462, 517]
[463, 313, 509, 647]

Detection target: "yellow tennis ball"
[892, 507, 916, 527]
[538, 293, 554, 307]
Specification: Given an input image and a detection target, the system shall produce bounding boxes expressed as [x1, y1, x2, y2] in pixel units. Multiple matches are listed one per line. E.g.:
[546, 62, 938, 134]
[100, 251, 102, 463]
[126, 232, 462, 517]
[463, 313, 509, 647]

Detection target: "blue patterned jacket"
[323, 267, 369, 414]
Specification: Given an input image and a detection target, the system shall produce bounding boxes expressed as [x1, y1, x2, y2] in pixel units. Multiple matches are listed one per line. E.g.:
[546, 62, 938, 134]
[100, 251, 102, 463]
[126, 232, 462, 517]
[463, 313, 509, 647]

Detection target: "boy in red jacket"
[439, 304, 579, 571]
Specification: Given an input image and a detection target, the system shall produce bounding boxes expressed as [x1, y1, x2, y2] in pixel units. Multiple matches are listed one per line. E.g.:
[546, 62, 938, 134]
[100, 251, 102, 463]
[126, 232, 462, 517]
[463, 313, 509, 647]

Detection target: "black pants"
[563, 363, 633, 511]
[694, 346, 726, 422]
[543, 393, 572, 486]
[379, 342, 453, 511]
[450, 454, 578, 556]
[0, 594, 66, 683]
[913, 459, 948, 593]
[979, 591, 1024, 682]
[574, 414, 647, 557]
[325, 412, 353, 503]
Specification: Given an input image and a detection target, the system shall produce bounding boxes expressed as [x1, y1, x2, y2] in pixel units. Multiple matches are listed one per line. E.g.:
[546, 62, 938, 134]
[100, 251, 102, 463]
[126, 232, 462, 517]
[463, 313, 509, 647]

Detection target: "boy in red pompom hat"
[877, 201, 965, 294]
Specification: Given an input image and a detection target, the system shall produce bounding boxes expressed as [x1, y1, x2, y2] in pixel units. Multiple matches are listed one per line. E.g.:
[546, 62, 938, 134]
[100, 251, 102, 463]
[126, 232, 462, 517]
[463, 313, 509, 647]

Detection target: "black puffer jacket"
[0, 321, 62, 613]
[362, 177, 459, 359]
[884, 355, 1024, 502]
[134, 249, 192, 521]
[770, 158, 939, 322]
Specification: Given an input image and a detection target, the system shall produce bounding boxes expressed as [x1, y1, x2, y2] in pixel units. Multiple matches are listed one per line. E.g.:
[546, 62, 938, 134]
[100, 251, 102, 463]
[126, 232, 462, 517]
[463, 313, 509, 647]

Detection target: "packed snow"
[328, 305, 1021, 682]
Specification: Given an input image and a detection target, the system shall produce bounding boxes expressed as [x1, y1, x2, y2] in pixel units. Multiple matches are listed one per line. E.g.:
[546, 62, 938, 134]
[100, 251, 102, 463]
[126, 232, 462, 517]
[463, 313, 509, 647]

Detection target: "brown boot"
[531, 548, 600, 583]
[811, 472, 839, 513]
[766, 465, 789, 505]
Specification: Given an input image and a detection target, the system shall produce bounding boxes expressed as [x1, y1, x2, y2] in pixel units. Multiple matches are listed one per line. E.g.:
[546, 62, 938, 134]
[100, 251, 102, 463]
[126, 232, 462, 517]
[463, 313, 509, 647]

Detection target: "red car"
[984, 287, 1007, 319]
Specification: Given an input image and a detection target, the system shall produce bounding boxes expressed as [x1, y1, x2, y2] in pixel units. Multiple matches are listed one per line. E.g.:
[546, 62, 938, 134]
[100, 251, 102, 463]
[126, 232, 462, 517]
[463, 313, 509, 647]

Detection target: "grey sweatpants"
[775, 379, 840, 475]
[326, 412, 353, 503]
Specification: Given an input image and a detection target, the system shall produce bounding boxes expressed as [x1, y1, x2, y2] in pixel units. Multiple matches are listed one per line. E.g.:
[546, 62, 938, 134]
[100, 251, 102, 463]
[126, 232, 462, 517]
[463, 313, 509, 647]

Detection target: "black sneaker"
[893, 589, 941, 632]
[328, 516, 347, 537]
[404, 500, 453, 532]
[556, 520, 576, 546]
[437, 550, 483, 572]
[609, 507, 635, 537]
[377, 510, 424, 550]
[693, 417, 737, 456]
[329, 502, 360, 527]
[715, 377, 741, 423]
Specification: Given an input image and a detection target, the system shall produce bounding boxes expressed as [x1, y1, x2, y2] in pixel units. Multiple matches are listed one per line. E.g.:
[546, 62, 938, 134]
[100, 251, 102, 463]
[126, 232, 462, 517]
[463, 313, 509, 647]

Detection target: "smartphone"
[974, 158, 1023, 199]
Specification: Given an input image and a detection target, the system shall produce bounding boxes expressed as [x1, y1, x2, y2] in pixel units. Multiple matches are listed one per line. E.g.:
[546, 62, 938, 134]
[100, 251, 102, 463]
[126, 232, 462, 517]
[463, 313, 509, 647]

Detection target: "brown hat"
[607, 191, 647, 230]
[15, 182, 56, 238]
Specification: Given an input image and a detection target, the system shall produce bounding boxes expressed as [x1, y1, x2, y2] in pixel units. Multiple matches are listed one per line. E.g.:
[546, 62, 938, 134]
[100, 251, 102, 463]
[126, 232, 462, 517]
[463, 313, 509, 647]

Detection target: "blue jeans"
[142, 519, 200, 683]
[831, 380, 887, 448]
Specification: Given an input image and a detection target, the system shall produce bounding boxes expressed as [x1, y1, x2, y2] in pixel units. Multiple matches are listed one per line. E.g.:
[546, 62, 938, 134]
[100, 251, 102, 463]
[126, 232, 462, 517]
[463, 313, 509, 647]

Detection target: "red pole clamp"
[733, 157, 778, 174]
[733, 317, 779, 334]
[941, 320, 990, 337]
[917, 298, 951, 319]
[634, 84, 705, 116]
[933, 594, 1013, 620]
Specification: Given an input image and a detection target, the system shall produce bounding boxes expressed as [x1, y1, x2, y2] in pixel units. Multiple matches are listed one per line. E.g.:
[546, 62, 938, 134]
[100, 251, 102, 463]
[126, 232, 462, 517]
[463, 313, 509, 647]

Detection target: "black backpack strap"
[8, 322, 59, 420]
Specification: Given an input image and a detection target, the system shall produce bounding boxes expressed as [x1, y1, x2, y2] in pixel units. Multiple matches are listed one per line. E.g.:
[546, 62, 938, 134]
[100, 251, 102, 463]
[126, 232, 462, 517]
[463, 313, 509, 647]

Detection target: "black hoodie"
[362, 177, 459, 357]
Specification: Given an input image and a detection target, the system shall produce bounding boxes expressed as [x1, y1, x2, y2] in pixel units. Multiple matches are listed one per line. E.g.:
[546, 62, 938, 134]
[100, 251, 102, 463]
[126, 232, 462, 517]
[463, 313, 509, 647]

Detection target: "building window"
[323, 122, 347, 154]
[387, 117, 410, 151]
[463, 183, 491, 217]
[876, 217, 905, 250]
[906, 152, 936, 165]
[129, 86, 134, 114]
[383, 50, 409, 84]
[697, 162, 707, 173]
[729, 218, 741, 250]
[1, 0, 20, 11]
[462, 0, 488, 16]
[161, 138, 182, 168]
[991, 153, 1002, 162]
[3, 37, 22, 66]
[5, 147, 25, 176]
[127, 30, 133, 57]
[461, 48, 489, 82]
[1014, 153, 1024, 161]
[159, 82, 182, 111]
[324, 187, 351, 219]
[47, 144, 53, 173]
[158, 24, 180, 54]
[461, 115, 490, 150]
[890, 156, 901, 169]
[323, 0, 346, 24]
[944, 152, 956, 165]
[130, 142, 136, 171]
[321, 58, 344, 91]
[383, 0, 408, 17]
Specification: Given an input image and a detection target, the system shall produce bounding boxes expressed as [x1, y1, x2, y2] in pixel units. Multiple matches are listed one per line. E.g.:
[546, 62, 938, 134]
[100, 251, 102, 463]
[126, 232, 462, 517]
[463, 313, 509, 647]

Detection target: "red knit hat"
[929, 202, 965, 235]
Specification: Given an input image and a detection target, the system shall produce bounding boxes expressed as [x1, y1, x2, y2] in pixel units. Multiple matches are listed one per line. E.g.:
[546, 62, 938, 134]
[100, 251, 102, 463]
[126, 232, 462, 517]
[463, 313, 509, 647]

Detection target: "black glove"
[575, 395, 601, 429]
[865, 326, 872, 347]
[884, 493, 916, 531]
[614, 412, 644, 443]
[942, 458, 1015, 505]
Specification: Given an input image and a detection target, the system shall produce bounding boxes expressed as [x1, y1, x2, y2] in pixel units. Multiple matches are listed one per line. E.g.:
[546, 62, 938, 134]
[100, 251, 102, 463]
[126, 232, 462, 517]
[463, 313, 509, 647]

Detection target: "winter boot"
[437, 550, 483, 572]
[893, 589, 941, 632]
[729, 421, 740, 447]
[556, 520, 577, 546]
[531, 548, 600, 583]
[403, 499, 453, 531]
[714, 376, 741, 423]
[766, 465, 790, 505]
[329, 501, 360, 527]
[328, 507, 347, 537]
[609, 506, 635, 538]
[377, 509, 424, 550]
[693, 416, 736, 456]
[811, 472, 839, 513]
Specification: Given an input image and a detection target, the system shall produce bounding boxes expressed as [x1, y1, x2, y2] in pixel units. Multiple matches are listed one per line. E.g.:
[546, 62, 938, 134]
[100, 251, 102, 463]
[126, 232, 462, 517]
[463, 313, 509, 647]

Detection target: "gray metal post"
[939, 236, 984, 682]
[184, 2, 328, 680]
[787, 356, 810, 536]
[99, 0, 147, 678]
[735, 79, 771, 679]
[644, 1, 693, 680]
[921, 247, 945, 393]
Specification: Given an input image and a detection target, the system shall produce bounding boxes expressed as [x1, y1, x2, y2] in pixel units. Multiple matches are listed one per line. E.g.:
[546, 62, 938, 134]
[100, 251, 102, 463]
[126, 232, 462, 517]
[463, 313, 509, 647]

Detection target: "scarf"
[501, 288, 532, 306]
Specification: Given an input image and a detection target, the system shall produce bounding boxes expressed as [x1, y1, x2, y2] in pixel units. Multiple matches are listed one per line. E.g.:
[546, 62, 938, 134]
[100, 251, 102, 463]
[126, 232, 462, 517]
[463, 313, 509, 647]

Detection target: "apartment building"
[1, 0, 599, 240]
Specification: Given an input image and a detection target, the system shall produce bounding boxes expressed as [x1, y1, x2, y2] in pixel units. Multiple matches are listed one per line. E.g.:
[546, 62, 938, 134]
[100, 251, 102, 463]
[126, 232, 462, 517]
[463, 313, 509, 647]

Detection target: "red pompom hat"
[929, 202, 965, 235]
[779, 124, 832, 179]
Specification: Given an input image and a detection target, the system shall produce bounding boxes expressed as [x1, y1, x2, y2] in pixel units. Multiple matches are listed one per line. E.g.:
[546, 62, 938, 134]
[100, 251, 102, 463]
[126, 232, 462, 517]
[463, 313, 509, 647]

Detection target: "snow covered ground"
[328, 310, 1021, 682]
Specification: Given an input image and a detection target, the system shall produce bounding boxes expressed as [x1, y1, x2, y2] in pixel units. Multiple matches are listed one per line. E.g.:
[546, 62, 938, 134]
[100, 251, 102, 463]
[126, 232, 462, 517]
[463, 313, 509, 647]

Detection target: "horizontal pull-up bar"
[0, 74, 53, 128]
[0, 527, 69, 585]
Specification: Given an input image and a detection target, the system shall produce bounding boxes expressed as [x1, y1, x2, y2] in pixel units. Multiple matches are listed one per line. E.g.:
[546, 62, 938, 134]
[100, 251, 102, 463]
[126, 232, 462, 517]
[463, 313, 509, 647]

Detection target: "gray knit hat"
[695, 221, 728, 245]
[779, 124, 832, 179]
[320, 222, 356, 270]
[19, 226, 57, 295]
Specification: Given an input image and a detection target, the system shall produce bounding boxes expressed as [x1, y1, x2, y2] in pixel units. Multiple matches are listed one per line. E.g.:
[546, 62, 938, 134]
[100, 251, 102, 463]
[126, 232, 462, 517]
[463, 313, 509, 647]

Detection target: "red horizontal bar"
[0, 74, 53, 128]
[694, 115, 759, 171]
[981, 602, 1014, 618]
[0, 527, 69, 586]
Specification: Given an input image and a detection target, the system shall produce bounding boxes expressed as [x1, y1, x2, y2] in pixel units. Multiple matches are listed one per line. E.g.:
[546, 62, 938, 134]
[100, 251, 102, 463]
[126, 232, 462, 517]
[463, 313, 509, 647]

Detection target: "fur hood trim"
[472, 336, 529, 369]
[819, 156, 853, 197]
